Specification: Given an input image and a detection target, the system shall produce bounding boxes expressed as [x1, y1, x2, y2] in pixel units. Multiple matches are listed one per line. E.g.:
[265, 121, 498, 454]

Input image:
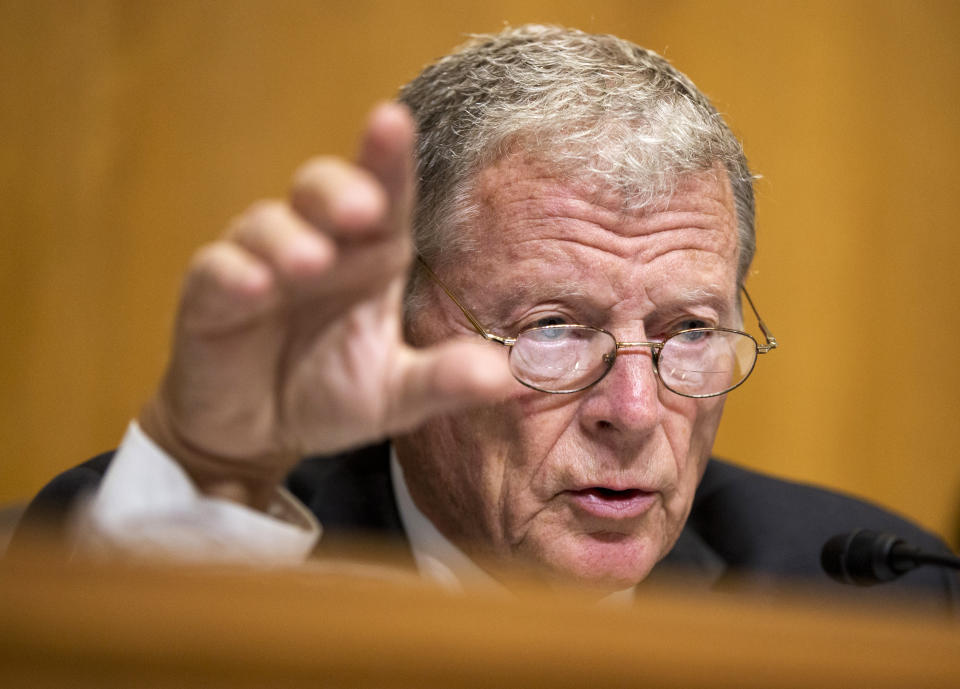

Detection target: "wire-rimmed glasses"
[417, 257, 777, 398]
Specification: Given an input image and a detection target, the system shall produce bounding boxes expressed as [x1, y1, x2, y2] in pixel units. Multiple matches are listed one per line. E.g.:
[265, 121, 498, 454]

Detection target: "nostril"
[596, 420, 613, 430]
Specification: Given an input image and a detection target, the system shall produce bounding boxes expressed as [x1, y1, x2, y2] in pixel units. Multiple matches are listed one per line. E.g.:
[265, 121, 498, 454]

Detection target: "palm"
[282, 274, 411, 455]
[142, 104, 512, 496]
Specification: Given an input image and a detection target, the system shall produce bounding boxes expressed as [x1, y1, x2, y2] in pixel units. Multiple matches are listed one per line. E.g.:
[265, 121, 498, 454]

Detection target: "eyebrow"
[485, 278, 598, 323]
[653, 284, 737, 319]
[484, 278, 736, 329]
[673, 285, 732, 311]
[677, 285, 724, 302]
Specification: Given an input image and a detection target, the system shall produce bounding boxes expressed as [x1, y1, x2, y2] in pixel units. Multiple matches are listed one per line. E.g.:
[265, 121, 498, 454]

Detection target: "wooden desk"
[1, 547, 957, 688]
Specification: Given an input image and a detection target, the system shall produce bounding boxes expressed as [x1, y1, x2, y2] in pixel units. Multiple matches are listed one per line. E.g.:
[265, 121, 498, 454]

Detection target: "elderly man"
[15, 26, 959, 604]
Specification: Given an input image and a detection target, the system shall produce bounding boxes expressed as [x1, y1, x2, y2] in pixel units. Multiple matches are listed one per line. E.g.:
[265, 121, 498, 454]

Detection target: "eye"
[664, 319, 713, 344]
[528, 315, 570, 329]
[675, 319, 710, 331]
[674, 329, 708, 343]
[519, 314, 576, 342]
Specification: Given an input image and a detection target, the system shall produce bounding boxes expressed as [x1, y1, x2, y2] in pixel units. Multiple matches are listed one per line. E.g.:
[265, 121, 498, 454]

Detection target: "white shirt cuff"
[75, 421, 321, 565]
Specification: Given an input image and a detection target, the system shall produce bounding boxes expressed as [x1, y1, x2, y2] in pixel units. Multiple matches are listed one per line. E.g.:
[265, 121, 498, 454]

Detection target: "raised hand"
[138, 104, 513, 507]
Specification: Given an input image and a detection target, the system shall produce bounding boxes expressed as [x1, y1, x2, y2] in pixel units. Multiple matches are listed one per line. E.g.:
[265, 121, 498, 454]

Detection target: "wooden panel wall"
[3, 1, 959, 547]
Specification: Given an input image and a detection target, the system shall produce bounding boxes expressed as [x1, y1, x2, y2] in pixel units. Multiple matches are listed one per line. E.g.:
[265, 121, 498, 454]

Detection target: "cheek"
[403, 393, 581, 545]
[658, 392, 724, 466]
[460, 394, 588, 533]
[658, 394, 724, 513]
[506, 391, 584, 458]
[689, 396, 726, 473]
[454, 392, 581, 495]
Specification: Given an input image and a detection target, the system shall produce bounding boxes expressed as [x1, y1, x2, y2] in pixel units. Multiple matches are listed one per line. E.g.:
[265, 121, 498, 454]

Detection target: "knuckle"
[188, 241, 231, 276]
[292, 160, 388, 230]
[187, 241, 271, 299]
[290, 156, 343, 194]
[242, 199, 287, 229]
[226, 199, 289, 244]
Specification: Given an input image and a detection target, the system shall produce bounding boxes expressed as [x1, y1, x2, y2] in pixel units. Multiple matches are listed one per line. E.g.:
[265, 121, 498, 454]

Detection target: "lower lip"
[566, 488, 656, 519]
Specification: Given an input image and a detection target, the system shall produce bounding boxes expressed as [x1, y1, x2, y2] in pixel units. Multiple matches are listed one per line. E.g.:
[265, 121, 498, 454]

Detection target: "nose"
[577, 345, 662, 444]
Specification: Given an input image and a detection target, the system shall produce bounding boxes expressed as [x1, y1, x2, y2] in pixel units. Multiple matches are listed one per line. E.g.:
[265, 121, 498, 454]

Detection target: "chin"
[528, 531, 661, 592]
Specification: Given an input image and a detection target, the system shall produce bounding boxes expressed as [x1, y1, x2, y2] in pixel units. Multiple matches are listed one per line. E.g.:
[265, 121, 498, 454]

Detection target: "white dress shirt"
[79, 422, 634, 603]
[80, 423, 501, 590]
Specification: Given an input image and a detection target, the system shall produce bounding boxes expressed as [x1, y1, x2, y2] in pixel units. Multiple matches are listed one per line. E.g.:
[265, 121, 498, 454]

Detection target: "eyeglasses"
[417, 256, 778, 398]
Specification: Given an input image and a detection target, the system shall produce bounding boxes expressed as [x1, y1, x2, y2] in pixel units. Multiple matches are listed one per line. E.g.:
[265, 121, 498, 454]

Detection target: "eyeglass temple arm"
[741, 286, 778, 353]
[416, 256, 513, 345]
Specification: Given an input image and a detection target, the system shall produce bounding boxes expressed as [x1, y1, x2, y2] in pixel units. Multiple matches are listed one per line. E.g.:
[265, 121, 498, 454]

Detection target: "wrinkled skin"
[142, 104, 739, 592]
[139, 105, 515, 507]
[397, 154, 739, 591]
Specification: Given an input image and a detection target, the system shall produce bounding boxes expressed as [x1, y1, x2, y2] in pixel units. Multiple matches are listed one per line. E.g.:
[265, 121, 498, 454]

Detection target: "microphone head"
[820, 529, 911, 586]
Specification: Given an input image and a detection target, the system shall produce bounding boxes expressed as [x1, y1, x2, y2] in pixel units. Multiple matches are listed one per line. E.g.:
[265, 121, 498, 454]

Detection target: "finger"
[387, 340, 516, 434]
[356, 102, 416, 226]
[290, 156, 388, 236]
[227, 200, 335, 281]
[178, 241, 281, 335]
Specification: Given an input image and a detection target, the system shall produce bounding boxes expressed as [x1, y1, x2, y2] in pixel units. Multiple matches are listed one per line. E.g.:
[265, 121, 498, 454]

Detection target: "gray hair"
[399, 24, 756, 303]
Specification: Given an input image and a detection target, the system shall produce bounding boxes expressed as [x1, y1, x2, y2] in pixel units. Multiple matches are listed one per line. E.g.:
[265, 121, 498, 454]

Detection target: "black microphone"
[821, 529, 960, 586]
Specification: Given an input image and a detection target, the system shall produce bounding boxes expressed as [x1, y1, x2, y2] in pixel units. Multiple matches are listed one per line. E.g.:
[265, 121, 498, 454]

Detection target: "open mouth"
[567, 487, 654, 519]
[581, 487, 643, 500]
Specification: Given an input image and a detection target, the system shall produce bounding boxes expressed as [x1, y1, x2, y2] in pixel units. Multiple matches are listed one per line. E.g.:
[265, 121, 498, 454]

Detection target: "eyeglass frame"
[416, 255, 778, 398]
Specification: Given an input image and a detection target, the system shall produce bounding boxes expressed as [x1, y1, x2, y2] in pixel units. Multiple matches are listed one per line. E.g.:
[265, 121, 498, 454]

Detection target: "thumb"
[388, 340, 516, 432]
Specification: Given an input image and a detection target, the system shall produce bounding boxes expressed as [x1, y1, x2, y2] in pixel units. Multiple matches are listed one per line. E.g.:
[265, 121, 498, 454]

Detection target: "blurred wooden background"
[2, 0, 959, 547]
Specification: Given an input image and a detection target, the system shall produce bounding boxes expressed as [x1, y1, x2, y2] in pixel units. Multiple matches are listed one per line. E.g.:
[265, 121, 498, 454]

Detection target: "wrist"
[137, 395, 291, 511]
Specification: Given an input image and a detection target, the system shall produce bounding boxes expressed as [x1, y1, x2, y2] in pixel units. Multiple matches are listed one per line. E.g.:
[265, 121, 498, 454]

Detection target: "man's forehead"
[461, 159, 738, 279]
[470, 151, 737, 231]
[416, 153, 742, 333]
[455, 156, 738, 283]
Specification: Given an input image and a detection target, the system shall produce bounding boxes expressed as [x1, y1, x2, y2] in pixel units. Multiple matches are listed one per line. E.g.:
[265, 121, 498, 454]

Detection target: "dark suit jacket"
[12, 445, 960, 614]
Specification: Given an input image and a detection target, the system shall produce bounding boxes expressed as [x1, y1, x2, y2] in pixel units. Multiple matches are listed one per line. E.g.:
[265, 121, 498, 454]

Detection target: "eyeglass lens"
[510, 326, 758, 397]
[511, 326, 617, 393]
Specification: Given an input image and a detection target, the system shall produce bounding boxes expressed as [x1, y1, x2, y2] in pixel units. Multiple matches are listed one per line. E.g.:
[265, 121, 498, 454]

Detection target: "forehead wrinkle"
[465, 160, 740, 326]
[476, 177, 702, 249]
[484, 241, 733, 319]
[496, 204, 732, 259]
[639, 245, 735, 295]
[485, 165, 735, 230]
[497, 206, 736, 271]
[506, 235, 732, 298]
